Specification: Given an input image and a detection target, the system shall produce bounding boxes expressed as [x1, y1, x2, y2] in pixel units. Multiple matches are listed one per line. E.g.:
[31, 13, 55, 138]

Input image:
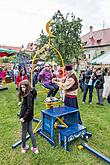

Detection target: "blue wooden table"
[38, 106, 79, 146]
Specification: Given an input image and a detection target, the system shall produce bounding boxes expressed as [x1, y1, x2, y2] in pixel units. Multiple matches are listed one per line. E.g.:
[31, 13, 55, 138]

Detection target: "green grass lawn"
[0, 82, 110, 165]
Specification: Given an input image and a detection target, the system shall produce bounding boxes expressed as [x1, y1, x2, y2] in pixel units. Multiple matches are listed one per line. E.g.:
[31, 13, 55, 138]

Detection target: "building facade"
[81, 26, 110, 61]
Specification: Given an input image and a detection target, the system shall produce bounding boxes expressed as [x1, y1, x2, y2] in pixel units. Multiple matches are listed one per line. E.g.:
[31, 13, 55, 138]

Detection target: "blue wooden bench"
[58, 124, 87, 151]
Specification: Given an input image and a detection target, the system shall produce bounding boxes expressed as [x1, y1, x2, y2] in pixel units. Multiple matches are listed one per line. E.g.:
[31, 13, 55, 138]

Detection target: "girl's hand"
[20, 118, 25, 123]
[52, 78, 57, 82]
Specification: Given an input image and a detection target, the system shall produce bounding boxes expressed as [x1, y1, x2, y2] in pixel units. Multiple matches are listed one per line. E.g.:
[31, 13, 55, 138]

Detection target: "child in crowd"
[57, 67, 66, 101]
[19, 80, 38, 154]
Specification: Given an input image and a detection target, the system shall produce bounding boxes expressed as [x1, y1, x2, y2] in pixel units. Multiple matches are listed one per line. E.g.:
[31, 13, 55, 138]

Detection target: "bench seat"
[59, 124, 87, 151]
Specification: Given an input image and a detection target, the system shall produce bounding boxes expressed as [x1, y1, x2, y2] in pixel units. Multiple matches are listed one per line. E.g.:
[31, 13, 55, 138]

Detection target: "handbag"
[93, 79, 101, 88]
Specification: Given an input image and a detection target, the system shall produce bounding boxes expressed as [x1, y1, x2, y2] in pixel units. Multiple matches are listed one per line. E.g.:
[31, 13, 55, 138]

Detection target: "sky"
[0, 0, 110, 47]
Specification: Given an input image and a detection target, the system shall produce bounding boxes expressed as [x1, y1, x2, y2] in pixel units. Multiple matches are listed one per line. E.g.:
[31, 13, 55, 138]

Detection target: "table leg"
[58, 133, 61, 145]
[50, 117, 55, 141]
[41, 112, 44, 131]
[64, 136, 68, 151]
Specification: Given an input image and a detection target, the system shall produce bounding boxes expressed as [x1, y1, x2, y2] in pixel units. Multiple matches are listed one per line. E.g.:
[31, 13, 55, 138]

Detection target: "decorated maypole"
[31, 20, 65, 88]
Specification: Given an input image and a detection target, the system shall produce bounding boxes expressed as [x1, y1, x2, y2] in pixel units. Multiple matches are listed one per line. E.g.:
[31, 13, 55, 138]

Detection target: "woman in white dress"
[102, 69, 110, 98]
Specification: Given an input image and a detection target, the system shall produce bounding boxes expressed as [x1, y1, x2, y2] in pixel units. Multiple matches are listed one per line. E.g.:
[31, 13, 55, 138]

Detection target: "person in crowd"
[103, 67, 108, 76]
[25, 64, 31, 80]
[48, 64, 54, 73]
[39, 63, 59, 102]
[13, 66, 19, 83]
[53, 64, 58, 75]
[57, 67, 66, 101]
[102, 68, 110, 99]
[32, 66, 40, 88]
[18, 64, 22, 72]
[0, 67, 6, 83]
[79, 70, 85, 92]
[53, 64, 82, 124]
[16, 67, 28, 89]
[9, 67, 14, 81]
[57, 67, 66, 79]
[82, 67, 96, 104]
[94, 68, 104, 105]
[19, 80, 38, 154]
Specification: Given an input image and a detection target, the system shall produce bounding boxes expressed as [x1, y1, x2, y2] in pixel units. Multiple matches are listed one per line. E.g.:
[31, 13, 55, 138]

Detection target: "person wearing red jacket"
[16, 68, 28, 89]
[57, 67, 66, 78]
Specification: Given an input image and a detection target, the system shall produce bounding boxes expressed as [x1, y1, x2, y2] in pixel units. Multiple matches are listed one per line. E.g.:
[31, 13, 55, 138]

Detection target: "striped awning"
[0, 48, 17, 57]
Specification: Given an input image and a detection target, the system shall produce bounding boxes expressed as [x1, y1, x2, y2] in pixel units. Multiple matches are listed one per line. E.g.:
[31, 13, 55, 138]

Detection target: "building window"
[101, 51, 105, 55]
[84, 41, 87, 45]
[97, 39, 101, 44]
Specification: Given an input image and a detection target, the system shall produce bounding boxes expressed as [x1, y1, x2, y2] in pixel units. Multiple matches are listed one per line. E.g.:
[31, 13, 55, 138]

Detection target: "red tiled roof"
[0, 45, 22, 52]
[81, 28, 110, 47]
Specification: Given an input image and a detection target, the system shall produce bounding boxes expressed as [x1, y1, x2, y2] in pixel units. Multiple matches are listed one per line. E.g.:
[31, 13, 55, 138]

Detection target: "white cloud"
[0, 0, 110, 46]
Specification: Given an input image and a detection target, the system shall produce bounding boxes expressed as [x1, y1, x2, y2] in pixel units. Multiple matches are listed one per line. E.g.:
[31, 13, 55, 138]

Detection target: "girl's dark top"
[19, 90, 37, 122]
[95, 75, 104, 89]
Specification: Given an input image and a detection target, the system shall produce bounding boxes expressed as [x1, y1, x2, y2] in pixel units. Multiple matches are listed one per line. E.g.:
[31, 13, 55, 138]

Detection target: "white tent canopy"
[89, 52, 110, 65]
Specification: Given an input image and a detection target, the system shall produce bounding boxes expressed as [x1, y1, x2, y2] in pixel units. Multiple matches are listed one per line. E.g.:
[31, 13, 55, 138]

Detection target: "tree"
[36, 10, 83, 64]
[36, 30, 48, 48]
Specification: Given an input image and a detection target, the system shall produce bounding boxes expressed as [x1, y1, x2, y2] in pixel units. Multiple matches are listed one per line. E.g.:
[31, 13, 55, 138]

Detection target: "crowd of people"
[1, 63, 110, 106]
[79, 66, 110, 105]
[1, 62, 110, 154]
